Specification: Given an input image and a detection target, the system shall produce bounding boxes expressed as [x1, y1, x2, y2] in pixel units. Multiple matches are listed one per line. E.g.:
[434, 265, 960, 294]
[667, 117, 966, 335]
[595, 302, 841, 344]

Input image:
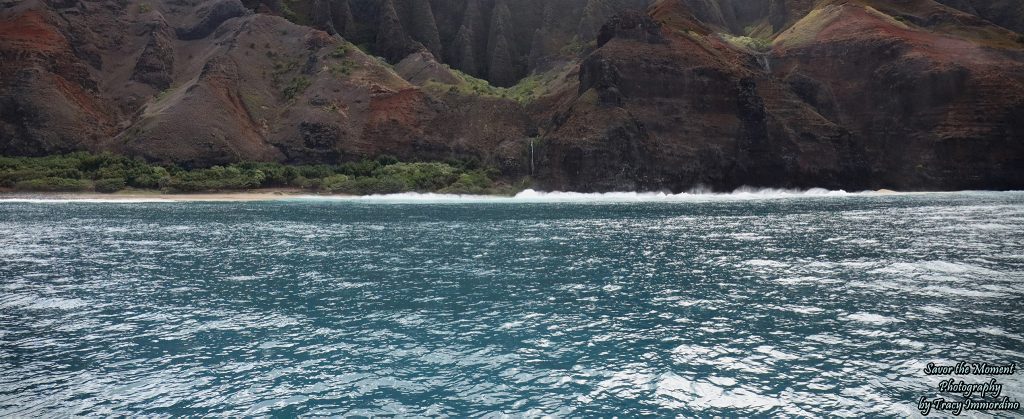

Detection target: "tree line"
[0, 153, 519, 195]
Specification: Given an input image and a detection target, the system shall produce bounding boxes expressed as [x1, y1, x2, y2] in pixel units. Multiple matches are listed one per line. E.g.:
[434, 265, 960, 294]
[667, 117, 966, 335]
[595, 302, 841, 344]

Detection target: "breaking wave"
[3, 188, 1002, 204]
[297, 187, 884, 203]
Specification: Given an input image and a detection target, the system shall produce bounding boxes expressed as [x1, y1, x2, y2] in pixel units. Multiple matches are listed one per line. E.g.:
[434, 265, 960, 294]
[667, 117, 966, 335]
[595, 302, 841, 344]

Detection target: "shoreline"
[0, 188, 1018, 203]
[0, 189, 310, 202]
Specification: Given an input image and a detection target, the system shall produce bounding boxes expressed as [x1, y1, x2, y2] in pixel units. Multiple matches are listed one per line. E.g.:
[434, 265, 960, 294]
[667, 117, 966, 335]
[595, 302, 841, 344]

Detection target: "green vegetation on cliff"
[0, 153, 517, 195]
[426, 67, 565, 104]
[721, 34, 772, 52]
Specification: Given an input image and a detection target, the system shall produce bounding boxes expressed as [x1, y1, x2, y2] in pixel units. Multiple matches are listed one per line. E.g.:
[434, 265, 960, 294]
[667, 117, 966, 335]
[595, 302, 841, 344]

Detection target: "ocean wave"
[296, 187, 876, 203]
[4, 189, 1017, 204]
[514, 187, 857, 201]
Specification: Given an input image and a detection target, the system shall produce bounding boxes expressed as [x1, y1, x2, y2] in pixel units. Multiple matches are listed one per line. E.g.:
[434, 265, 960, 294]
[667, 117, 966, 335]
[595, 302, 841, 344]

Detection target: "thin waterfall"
[756, 53, 771, 73]
[530, 139, 535, 176]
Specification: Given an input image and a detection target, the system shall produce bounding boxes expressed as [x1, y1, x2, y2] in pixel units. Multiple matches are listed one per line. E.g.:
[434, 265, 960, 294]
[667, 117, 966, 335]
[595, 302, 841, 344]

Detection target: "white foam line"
[3, 189, 1016, 204]
[515, 187, 857, 201]
[294, 188, 895, 203]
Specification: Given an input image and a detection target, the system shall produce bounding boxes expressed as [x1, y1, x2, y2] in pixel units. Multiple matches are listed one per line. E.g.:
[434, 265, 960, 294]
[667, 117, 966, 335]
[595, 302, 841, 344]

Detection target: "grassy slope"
[772, 0, 1024, 51]
[420, 61, 576, 105]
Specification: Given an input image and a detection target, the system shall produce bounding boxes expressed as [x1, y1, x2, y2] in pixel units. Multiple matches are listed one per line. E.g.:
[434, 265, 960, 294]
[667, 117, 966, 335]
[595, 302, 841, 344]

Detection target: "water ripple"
[1, 192, 1022, 416]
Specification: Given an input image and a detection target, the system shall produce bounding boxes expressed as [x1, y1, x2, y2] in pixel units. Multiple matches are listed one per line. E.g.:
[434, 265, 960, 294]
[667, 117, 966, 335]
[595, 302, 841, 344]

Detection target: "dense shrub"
[290, 176, 317, 189]
[94, 178, 127, 193]
[338, 160, 383, 177]
[128, 166, 169, 189]
[374, 162, 459, 191]
[0, 169, 49, 186]
[320, 174, 352, 193]
[164, 166, 267, 192]
[441, 170, 495, 194]
[330, 176, 410, 195]
[237, 162, 298, 187]
[282, 76, 311, 100]
[296, 165, 335, 180]
[0, 152, 512, 195]
[14, 177, 91, 192]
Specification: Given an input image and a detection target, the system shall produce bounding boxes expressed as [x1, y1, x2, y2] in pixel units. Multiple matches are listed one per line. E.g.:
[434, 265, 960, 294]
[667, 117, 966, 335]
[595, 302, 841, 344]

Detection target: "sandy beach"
[0, 189, 313, 202]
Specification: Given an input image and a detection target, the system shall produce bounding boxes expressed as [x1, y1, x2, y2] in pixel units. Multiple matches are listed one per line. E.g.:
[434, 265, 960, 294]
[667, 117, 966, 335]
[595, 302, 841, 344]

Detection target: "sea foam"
[3, 188, 996, 204]
[296, 187, 866, 203]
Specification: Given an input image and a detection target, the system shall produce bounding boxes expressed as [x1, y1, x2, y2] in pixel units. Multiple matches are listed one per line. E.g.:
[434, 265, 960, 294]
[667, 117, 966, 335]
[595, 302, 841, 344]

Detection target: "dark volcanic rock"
[374, 0, 413, 63]
[784, 72, 839, 121]
[405, 0, 442, 59]
[299, 121, 340, 149]
[485, 0, 516, 87]
[331, 0, 355, 37]
[175, 0, 250, 40]
[447, 0, 485, 78]
[532, 0, 1024, 192]
[245, 0, 650, 85]
[449, 23, 479, 77]
[131, 30, 175, 90]
[596, 9, 666, 47]
[309, 0, 335, 34]
[578, 55, 623, 106]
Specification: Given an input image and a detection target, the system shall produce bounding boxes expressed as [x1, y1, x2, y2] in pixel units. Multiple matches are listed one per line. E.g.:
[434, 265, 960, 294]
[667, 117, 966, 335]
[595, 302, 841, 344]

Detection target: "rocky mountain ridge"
[1, 0, 1022, 191]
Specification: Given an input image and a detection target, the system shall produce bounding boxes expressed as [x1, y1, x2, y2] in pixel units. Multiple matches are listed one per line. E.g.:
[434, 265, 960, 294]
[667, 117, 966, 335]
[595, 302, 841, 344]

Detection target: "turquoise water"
[1, 192, 1023, 417]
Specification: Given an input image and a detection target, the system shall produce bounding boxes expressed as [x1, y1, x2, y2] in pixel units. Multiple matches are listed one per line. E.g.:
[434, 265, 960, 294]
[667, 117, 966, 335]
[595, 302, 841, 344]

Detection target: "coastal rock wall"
[0, 0, 1022, 190]
[532, 0, 1023, 191]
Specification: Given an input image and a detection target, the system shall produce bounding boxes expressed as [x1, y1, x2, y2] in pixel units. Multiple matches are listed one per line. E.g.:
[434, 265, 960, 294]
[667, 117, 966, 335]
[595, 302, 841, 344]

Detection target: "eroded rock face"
[252, 0, 650, 86]
[0, 0, 536, 168]
[130, 29, 175, 90]
[596, 9, 666, 47]
[175, 0, 250, 40]
[374, 0, 414, 63]
[533, 1, 1023, 191]
[0, 4, 117, 156]
[771, 2, 1024, 190]
[1, 0, 1022, 190]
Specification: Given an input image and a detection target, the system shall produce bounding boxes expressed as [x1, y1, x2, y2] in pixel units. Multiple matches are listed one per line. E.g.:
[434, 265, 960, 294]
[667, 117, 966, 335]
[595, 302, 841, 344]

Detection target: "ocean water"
[1, 191, 1022, 417]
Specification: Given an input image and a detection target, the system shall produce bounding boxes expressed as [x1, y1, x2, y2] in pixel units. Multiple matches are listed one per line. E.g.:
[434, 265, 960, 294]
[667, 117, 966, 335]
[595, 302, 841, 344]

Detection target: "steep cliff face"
[533, 3, 867, 191]
[680, 0, 814, 36]
[1, 0, 1022, 190]
[1, 2, 122, 156]
[0, 0, 534, 168]
[282, 0, 651, 86]
[772, 0, 1024, 189]
[531, 0, 1024, 191]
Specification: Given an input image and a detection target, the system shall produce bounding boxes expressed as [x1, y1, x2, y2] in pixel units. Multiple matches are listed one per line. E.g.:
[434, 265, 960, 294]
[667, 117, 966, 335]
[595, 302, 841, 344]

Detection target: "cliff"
[1, 0, 1022, 191]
